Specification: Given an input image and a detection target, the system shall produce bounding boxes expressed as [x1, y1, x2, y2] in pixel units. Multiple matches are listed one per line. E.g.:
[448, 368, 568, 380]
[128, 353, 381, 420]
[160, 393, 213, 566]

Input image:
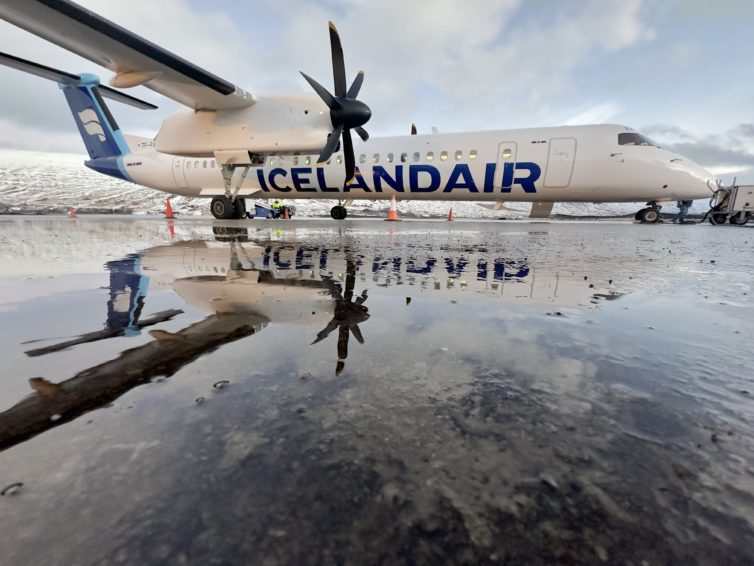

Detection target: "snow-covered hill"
[0, 150, 707, 218]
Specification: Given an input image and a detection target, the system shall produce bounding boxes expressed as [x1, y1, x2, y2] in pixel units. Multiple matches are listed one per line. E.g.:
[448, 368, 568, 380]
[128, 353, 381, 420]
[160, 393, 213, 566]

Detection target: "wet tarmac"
[0, 215, 753, 565]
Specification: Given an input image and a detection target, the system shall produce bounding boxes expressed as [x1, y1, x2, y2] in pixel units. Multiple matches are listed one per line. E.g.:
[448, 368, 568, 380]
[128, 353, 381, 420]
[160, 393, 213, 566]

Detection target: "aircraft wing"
[0, 0, 255, 111]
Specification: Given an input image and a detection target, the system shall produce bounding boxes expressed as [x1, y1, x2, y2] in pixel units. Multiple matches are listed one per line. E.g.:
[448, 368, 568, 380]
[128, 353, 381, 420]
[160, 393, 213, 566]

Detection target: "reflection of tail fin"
[106, 254, 150, 336]
[0, 51, 156, 179]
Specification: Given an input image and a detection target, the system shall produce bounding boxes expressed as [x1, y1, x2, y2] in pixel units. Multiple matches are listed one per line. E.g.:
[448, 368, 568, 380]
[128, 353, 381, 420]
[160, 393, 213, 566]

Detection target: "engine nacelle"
[154, 93, 332, 157]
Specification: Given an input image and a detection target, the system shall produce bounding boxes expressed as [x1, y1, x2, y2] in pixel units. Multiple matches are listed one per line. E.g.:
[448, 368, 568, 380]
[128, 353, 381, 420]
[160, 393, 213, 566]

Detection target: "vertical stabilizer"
[60, 74, 131, 180]
[0, 52, 157, 182]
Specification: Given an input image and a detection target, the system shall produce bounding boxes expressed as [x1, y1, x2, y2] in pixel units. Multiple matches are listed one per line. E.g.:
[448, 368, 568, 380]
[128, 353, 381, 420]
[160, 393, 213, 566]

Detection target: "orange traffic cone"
[69, 207, 76, 218]
[448, 207, 453, 221]
[167, 219, 175, 240]
[283, 207, 289, 220]
[165, 199, 174, 219]
[385, 194, 400, 221]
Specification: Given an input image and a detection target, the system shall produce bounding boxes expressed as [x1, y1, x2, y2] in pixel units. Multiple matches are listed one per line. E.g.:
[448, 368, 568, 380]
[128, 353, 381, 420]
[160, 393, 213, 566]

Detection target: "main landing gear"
[211, 163, 251, 219]
[634, 202, 662, 224]
[211, 196, 246, 220]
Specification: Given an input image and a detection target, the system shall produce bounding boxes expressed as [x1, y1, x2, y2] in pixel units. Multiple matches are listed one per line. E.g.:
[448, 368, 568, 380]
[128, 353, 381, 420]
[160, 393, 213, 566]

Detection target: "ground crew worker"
[673, 199, 693, 223]
[271, 200, 282, 210]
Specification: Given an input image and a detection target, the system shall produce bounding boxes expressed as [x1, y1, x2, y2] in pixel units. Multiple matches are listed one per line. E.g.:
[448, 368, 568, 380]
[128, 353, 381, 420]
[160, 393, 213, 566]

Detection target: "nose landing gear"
[330, 201, 348, 220]
[635, 203, 662, 224]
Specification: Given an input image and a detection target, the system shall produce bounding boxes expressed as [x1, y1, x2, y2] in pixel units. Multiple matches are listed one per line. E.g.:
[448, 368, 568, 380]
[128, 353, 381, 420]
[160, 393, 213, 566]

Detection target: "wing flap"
[0, 0, 255, 110]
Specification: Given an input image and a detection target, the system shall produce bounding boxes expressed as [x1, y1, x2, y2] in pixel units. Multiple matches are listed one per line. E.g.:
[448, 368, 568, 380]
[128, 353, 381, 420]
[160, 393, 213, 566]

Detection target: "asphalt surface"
[0, 216, 753, 565]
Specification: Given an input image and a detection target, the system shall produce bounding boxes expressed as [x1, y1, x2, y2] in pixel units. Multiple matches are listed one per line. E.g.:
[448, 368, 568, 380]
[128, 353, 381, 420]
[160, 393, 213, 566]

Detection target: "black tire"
[211, 196, 234, 219]
[729, 212, 750, 225]
[638, 207, 660, 224]
[233, 198, 246, 219]
[330, 205, 347, 220]
[709, 212, 728, 225]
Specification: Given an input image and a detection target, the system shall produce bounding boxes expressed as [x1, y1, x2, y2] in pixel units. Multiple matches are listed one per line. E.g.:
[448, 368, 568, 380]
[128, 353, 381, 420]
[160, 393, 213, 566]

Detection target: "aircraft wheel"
[232, 198, 246, 219]
[709, 212, 728, 225]
[211, 196, 234, 219]
[330, 205, 347, 220]
[634, 210, 642, 221]
[729, 211, 750, 225]
[638, 207, 661, 224]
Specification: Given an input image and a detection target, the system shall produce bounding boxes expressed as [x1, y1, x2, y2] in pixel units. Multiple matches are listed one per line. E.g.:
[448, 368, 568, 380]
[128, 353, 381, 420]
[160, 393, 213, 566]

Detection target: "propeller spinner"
[301, 22, 371, 187]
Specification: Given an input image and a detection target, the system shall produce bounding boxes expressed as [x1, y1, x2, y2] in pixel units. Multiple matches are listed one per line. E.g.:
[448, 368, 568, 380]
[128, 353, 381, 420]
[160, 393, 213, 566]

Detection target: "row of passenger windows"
[268, 150, 478, 167]
[185, 149, 480, 170]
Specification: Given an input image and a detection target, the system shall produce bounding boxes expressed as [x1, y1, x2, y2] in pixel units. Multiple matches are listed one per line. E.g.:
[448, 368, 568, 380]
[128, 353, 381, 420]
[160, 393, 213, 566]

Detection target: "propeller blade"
[311, 318, 339, 345]
[328, 21, 347, 98]
[350, 324, 365, 344]
[411, 123, 417, 135]
[317, 123, 344, 164]
[346, 70, 364, 99]
[337, 326, 349, 359]
[300, 71, 336, 109]
[342, 128, 355, 187]
[354, 126, 369, 142]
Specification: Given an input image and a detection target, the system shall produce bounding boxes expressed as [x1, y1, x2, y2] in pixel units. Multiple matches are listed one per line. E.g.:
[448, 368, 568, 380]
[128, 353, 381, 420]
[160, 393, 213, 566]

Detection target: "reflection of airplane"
[4, 233, 624, 449]
[0, 1, 712, 223]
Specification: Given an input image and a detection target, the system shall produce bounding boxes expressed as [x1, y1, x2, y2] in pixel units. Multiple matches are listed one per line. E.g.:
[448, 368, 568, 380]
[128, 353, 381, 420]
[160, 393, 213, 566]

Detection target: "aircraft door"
[495, 142, 518, 189]
[544, 138, 576, 188]
[171, 157, 188, 188]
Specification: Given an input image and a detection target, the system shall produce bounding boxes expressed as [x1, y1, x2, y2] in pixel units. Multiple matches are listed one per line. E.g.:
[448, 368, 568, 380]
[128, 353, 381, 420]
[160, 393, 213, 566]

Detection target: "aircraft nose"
[676, 158, 715, 198]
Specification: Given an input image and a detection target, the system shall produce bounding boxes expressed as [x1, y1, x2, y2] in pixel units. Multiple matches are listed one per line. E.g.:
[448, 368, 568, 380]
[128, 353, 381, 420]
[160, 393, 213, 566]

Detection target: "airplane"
[0, 0, 715, 223]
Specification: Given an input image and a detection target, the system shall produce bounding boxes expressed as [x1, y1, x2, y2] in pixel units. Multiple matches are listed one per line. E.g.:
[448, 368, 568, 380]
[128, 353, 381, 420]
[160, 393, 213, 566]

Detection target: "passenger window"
[279, 156, 285, 165]
[195, 160, 200, 168]
[387, 153, 394, 163]
[426, 152, 434, 161]
[336, 155, 342, 165]
[293, 156, 299, 166]
[211, 160, 216, 168]
[455, 150, 463, 161]
[469, 150, 478, 160]
[502, 149, 512, 160]
[440, 151, 448, 161]
[373, 153, 380, 164]
[359, 154, 366, 164]
[413, 152, 420, 162]
[203, 160, 207, 168]
[400, 152, 408, 163]
[187, 161, 191, 169]
[270, 158, 276, 166]
[304, 156, 311, 165]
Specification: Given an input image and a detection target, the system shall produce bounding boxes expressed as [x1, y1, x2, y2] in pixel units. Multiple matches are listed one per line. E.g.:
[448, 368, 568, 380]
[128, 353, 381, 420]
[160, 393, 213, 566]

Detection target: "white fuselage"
[121, 124, 714, 204]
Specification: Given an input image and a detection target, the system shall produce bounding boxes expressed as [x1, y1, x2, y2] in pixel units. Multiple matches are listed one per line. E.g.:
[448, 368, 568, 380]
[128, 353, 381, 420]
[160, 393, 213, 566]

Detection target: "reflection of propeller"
[301, 22, 371, 187]
[312, 258, 369, 375]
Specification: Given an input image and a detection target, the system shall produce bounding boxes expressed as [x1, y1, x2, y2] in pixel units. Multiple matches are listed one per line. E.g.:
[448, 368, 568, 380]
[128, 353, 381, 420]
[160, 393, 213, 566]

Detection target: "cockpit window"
[618, 132, 659, 147]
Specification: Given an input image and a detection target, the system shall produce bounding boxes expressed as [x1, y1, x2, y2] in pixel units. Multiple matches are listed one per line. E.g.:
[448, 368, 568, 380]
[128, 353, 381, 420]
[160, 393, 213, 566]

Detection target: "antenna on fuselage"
[410, 123, 417, 135]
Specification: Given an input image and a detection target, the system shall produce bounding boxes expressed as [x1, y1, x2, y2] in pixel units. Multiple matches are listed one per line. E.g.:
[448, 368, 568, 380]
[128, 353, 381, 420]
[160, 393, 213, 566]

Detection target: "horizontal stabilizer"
[0, 51, 157, 109]
[0, 0, 255, 110]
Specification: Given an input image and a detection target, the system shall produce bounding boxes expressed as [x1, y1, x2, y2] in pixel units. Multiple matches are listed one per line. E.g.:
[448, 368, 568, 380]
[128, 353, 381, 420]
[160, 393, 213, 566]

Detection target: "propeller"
[301, 22, 371, 187]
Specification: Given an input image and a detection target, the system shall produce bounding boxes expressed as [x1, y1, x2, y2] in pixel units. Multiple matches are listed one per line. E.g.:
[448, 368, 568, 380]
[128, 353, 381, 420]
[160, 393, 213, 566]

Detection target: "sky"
[1, 0, 753, 182]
